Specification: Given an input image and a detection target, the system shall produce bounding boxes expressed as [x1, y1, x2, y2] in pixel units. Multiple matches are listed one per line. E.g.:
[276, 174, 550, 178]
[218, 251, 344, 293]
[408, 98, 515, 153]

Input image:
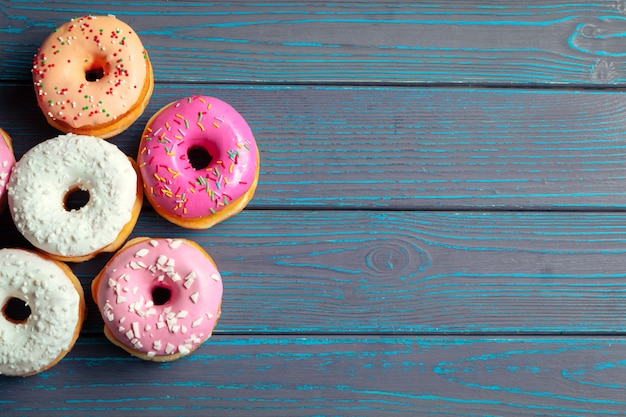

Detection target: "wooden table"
[2, 1, 626, 415]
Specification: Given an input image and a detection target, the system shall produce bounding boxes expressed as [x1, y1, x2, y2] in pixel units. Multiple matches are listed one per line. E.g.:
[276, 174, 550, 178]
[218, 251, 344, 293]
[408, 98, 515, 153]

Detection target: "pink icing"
[0, 130, 14, 201]
[95, 238, 223, 358]
[138, 95, 258, 219]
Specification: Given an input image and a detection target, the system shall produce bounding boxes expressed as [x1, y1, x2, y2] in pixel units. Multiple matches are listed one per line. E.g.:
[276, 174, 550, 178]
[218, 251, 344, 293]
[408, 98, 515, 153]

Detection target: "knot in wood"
[365, 239, 429, 278]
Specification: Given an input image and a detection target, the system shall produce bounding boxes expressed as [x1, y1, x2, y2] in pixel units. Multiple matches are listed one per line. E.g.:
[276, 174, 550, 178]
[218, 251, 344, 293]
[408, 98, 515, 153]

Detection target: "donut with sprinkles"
[91, 237, 223, 361]
[137, 95, 260, 229]
[32, 15, 153, 139]
[0, 128, 15, 211]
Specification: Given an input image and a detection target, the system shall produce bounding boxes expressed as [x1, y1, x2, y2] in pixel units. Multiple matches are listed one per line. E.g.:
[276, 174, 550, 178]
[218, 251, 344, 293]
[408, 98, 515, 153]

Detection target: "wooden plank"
[2, 1, 626, 85]
[2, 84, 626, 210]
[1, 335, 626, 416]
[47, 209, 626, 335]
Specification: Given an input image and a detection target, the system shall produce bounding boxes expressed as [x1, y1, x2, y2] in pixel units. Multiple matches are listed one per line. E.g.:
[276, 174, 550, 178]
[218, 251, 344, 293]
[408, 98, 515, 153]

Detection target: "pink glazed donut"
[137, 95, 259, 229]
[0, 128, 15, 209]
[91, 237, 223, 361]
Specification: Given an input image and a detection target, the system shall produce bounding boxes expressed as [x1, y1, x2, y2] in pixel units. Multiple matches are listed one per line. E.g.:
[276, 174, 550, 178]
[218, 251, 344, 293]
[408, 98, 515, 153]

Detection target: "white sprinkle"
[147, 351, 156, 358]
[178, 345, 190, 355]
[117, 295, 127, 303]
[207, 312, 214, 319]
[135, 248, 149, 258]
[145, 324, 152, 331]
[129, 261, 143, 270]
[150, 240, 159, 247]
[157, 255, 167, 265]
[125, 330, 134, 340]
[210, 273, 221, 281]
[132, 322, 141, 338]
[170, 272, 181, 282]
[169, 239, 182, 249]
[181, 325, 188, 334]
[191, 317, 203, 328]
[183, 277, 194, 289]
[177, 310, 189, 319]
[190, 292, 199, 303]
[153, 340, 162, 350]
[165, 343, 176, 354]
[108, 278, 116, 288]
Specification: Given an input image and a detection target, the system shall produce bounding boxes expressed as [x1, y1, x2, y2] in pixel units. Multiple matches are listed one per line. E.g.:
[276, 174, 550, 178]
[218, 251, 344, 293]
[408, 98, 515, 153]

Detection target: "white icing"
[0, 249, 81, 375]
[8, 134, 137, 258]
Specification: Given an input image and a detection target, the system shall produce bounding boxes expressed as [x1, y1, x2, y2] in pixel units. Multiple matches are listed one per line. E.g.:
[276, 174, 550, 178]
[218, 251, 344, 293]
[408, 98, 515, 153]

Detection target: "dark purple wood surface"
[1, 1, 626, 415]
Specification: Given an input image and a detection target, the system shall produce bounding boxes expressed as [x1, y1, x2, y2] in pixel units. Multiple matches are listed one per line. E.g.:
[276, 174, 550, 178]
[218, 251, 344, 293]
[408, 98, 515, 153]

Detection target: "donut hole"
[187, 146, 213, 170]
[3, 297, 32, 324]
[85, 66, 105, 82]
[85, 56, 108, 82]
[151, 286, 172, 306]
[64, 188, 90, 211]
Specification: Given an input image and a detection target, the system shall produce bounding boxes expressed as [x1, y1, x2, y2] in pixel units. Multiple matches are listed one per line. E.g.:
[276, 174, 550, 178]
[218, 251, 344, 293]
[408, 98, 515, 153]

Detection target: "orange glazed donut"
[138, 95, 260, 229]
[32, 15, 154, 139]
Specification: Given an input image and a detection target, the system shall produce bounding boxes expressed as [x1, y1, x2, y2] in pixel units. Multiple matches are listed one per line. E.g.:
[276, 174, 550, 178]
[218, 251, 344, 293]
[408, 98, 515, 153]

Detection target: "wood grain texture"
[3, 84, 626, 210]
[2, 1, 626, 85]
[1, 1, 626, 414]
[32, 208, 626, 335]
[1, 336, 626, 416]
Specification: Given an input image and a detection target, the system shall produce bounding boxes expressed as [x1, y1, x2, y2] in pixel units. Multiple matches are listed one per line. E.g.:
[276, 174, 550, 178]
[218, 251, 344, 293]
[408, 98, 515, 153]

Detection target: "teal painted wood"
[2, 1, 626, 85]
[55, 209, 626, 334]
[3, 1, 626, 413]
[3, 84, 626, 210]
[1, 336, 626, 416]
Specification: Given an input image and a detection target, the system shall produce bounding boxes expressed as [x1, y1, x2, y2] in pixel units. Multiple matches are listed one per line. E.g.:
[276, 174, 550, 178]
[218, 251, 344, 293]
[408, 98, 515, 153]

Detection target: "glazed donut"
[91, 237, 223, 361]
[0, 248, 85, 376]
[7, 133, 142, 263]
[137, 95, 259, 229]
[0, 128, 15, 209]
[32, 15, 154, 139]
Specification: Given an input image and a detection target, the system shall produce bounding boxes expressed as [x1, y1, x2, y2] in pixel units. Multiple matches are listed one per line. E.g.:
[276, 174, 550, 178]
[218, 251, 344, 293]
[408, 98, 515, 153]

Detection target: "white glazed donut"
[7, 133, 142, 262]
[0, 248, 85, 376]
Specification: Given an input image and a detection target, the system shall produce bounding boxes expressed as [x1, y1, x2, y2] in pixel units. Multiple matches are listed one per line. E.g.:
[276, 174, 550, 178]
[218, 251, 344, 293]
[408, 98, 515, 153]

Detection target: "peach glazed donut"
[32, 15, 154, 139]
[138, 95, 259, 229]
[7, 134, 142, 263]
[0, 248, 85, 376]
[0, 128, 15, 209]
[92, 237, 223, 361]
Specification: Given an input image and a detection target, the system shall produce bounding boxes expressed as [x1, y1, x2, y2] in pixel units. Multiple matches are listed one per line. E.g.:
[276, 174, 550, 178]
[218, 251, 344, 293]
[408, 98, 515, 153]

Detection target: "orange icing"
[32, 15, 149, 128]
